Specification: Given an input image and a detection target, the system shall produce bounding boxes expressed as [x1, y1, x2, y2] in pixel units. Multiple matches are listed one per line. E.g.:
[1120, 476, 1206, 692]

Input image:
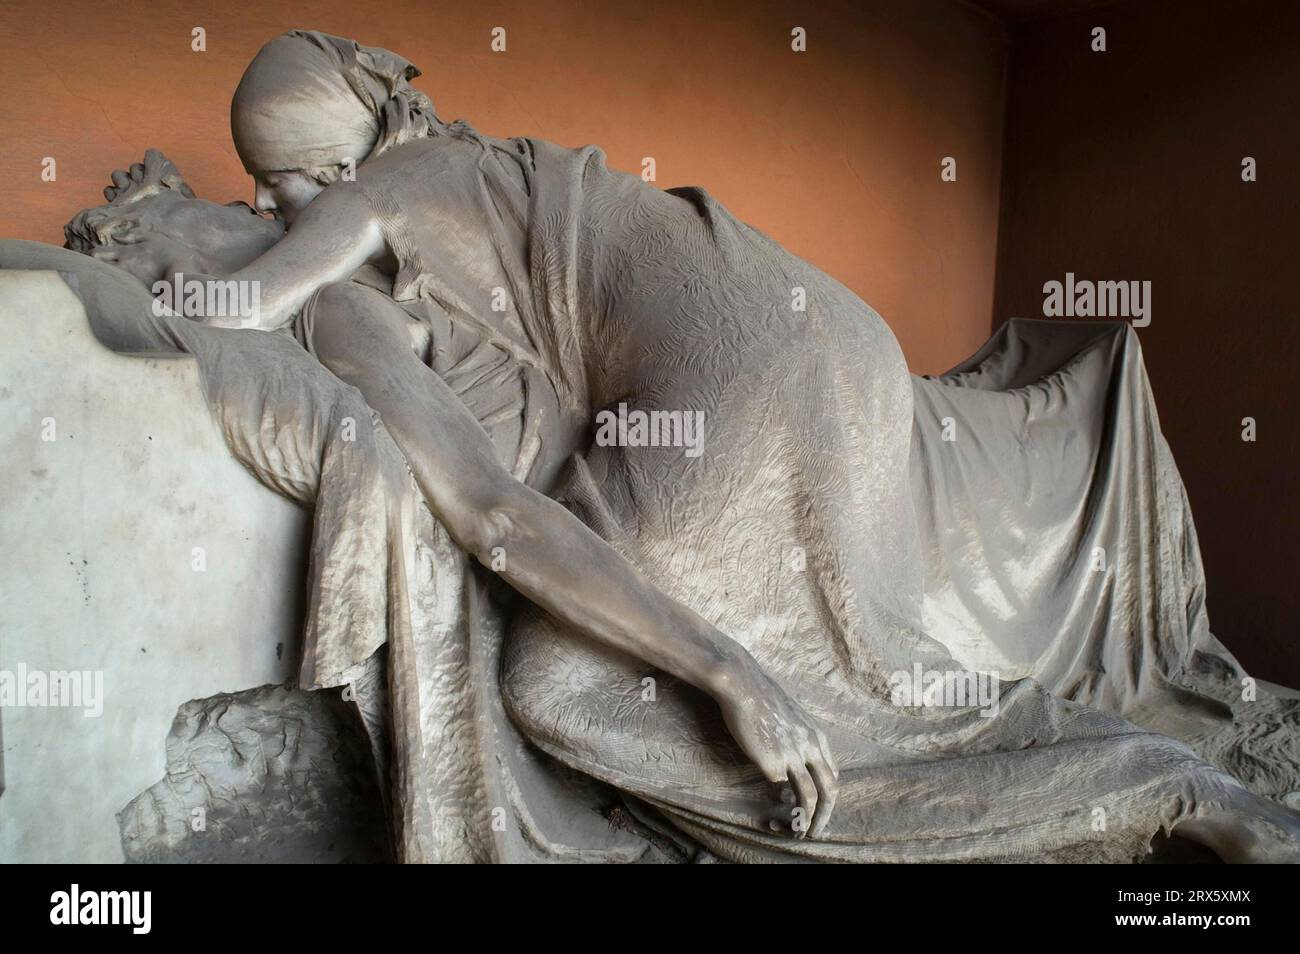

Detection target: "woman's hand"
[715, 658, 839, 839]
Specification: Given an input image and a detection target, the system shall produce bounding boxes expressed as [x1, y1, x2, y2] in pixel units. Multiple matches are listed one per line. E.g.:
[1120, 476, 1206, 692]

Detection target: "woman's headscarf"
[231, 30, 444, 174]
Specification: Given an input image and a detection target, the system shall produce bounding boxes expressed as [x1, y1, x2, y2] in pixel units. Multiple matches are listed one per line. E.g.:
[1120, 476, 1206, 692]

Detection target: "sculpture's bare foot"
[1173, 788, 1300, 863]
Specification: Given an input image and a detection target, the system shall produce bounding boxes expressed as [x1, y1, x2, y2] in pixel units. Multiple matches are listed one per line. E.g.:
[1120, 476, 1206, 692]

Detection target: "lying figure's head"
[230, 30, 445, 226]
[65, 149, 284, 284]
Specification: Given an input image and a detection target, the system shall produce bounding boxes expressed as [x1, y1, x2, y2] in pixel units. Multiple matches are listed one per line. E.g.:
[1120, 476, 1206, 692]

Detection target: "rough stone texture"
[118, 684, 390, 864]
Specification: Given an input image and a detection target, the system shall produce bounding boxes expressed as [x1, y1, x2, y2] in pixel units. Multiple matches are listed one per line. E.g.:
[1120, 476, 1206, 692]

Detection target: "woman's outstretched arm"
[91, 182, 386, 329]
[187, 185, 386, 330]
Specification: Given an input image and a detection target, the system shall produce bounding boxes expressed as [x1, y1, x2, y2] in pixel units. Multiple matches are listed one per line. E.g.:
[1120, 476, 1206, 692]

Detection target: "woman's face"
[252, 170, 326, 227]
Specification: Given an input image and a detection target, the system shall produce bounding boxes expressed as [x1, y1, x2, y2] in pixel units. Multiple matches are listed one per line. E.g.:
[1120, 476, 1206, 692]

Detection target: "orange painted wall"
[0, 0, 1007, 375]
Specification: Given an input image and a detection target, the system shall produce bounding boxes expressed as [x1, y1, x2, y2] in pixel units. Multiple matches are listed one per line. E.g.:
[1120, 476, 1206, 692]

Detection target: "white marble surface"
[0, 271, 309, 863]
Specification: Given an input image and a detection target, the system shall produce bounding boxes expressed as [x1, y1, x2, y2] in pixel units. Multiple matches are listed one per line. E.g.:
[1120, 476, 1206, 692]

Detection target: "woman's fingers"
[111, 169, 131, 190]
[808, 754, 838, 839]
[787, 761, 818, 838]
[731, 693, 838, 839]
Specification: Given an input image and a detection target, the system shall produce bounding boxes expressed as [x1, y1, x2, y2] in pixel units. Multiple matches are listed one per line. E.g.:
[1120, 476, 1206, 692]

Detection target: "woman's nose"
[253, 184, 277, 215]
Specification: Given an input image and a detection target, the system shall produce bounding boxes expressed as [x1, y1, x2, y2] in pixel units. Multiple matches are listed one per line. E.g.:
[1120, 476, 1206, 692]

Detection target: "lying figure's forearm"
[452, 476, 840, 831]
[461, 482, 755, 698]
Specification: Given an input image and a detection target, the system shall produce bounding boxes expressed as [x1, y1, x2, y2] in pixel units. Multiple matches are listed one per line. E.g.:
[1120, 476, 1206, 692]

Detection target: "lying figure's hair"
[64, 149, 193, 251]
[64, 149, 262, 252]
